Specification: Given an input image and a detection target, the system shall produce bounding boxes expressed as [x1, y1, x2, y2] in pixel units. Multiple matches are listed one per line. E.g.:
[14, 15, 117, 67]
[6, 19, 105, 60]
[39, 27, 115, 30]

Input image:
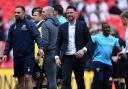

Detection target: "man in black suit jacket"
[55, 6, 91, 89]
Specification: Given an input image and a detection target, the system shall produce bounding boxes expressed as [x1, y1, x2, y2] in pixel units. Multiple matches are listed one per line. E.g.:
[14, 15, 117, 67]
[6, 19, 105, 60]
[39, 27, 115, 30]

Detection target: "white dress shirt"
[121, 24, 128, 53]
[55, 21, 87, 59]
[36, 20, 44, 27]
[65, 22, 76, 55]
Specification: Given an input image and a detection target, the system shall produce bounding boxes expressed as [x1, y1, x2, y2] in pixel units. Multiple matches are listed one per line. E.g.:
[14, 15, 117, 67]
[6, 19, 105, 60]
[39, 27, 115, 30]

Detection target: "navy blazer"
[55, 20, 91, 58]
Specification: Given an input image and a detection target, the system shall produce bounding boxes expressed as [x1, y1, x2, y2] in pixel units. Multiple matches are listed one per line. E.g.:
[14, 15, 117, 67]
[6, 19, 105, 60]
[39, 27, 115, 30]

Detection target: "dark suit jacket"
[55, 20, 91, 58]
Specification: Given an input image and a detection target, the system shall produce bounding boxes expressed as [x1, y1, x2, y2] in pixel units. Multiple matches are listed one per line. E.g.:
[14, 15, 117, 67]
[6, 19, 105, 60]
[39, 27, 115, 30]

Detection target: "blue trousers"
[91, 61, 112, 89]
[44, 50, 57, 89]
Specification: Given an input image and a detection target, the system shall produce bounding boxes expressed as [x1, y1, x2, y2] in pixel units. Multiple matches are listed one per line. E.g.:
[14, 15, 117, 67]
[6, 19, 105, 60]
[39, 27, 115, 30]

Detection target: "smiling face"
[42, 7, 48, 20]
[66, 8, 76, 22]
[42, 6, 54, 20]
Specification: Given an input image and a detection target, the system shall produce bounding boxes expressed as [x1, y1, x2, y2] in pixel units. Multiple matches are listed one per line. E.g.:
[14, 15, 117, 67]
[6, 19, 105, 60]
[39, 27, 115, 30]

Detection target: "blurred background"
[0, 0, 127, 89]
[0, 0, 127, 41]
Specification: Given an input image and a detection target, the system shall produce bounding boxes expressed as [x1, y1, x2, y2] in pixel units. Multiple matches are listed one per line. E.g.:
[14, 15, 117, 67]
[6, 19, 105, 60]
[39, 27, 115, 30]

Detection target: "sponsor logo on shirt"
[109, 39, 113, 43]
[21, 24, 27, 30]
[28, 67, 31, 72]
[96, 67, 100, 72]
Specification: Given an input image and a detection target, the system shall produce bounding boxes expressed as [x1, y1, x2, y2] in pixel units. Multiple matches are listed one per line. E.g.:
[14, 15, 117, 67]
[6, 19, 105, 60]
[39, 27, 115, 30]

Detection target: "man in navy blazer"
[55, 6, 91, 89]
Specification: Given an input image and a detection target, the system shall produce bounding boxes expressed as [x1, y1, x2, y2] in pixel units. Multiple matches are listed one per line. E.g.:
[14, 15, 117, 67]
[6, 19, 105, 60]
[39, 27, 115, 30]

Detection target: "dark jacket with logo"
[4, 18, 43, 59]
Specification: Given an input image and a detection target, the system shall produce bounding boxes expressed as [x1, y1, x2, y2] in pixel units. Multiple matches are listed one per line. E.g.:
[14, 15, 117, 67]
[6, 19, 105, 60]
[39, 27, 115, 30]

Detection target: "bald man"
[41, 6, 60, 89]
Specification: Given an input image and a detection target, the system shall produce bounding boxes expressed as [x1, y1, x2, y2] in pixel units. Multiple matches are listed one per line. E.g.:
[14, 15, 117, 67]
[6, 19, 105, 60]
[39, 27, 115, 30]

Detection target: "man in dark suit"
[55, 6, 91, 89]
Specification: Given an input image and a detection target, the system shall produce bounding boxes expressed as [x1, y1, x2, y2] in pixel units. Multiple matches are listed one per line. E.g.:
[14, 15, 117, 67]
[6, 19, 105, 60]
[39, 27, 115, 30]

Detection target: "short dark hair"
[53, 5, 63, 15]
[32, 7, 42, 16]
[16, 5, 25, 12]
[102, 23, 110, 30]
[66, 6, 76, 12]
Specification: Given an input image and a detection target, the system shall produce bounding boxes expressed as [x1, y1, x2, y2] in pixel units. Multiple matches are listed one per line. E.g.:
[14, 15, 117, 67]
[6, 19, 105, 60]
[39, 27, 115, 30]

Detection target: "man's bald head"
[42, 6, 54, 19]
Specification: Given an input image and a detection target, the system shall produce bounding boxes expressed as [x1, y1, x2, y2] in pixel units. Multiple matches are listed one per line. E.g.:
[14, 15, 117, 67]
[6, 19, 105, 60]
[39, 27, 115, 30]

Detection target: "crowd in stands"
[0, 0, 127, 89]
[0, 0, 127, 40]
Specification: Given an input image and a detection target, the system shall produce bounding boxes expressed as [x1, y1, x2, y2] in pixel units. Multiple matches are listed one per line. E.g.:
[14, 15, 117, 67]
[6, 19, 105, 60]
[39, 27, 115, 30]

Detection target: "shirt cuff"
[55, 56, 60, 59]
[82, 47, 87, 53]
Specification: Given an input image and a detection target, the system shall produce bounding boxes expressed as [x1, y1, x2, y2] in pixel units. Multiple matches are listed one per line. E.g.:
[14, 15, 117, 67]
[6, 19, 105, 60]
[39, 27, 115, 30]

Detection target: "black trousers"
[61, 55, 85, 89]
[125, 53, 128, 89]
[126, 75, 128, 89]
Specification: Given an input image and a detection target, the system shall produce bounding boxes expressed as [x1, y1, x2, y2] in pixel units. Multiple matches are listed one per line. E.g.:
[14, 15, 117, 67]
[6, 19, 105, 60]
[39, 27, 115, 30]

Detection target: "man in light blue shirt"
[92, 31, 119, 66]
[89, 23, 120, 89]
